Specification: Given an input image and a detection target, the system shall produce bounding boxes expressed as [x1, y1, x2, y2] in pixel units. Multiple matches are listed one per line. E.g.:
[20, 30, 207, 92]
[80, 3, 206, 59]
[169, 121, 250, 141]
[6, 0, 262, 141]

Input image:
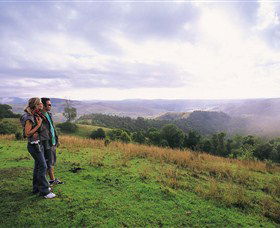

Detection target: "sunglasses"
[47, 104, 52, 107]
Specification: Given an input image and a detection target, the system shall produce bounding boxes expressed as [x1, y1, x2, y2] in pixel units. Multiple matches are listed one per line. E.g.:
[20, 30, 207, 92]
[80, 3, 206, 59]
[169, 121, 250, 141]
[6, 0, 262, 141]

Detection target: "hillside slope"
[0, 135, 279, 227]
[59, 123, 111, 138]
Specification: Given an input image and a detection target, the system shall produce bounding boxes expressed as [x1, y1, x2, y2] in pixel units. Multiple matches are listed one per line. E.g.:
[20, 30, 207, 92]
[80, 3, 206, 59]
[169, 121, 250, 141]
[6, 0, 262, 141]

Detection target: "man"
[40, 97, 64, 185]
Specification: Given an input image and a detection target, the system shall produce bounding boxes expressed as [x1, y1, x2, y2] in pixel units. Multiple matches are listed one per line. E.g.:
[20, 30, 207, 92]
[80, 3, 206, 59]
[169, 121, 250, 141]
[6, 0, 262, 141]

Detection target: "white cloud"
[256, 1, 279, 30]
[1, 2, 280, 100]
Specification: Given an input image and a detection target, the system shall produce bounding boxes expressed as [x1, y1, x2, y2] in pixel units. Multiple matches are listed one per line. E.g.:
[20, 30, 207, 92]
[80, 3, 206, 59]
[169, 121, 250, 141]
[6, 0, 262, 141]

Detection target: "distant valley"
[1, 97, 280, 136]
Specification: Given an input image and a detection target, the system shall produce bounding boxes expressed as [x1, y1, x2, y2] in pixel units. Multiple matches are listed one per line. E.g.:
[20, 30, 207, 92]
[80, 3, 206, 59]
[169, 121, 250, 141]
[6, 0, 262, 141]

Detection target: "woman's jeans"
[27, 143, 50, 196]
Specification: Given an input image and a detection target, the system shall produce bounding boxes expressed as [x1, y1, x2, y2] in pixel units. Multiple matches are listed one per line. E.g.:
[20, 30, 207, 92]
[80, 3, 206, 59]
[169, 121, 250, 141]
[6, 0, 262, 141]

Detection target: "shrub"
[107, 129, 124, 141]
[90, 128, 106, 140]
[0, 120, 18, 134]
[15, 132, 23, 140]
[120, 131, 131, 143]
[159, 139, 169, 148]
[104, 138, 110, 146]
[56, 122, 78, 133]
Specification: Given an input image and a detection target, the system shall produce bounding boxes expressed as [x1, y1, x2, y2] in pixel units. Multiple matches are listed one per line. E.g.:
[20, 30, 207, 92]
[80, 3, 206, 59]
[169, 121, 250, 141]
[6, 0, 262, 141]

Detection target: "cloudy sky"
[0, 1, 280, 100]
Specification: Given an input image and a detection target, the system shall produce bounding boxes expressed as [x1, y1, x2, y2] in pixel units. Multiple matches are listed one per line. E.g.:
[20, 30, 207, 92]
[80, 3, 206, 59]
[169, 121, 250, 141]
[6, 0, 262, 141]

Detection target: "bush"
[120, 131, 131, 143]
[107, 129, 124, 141]
[56, 122, 78, 133]
[107, 129, 131, 143]
[159, 139, 169, 147]
[104, 138, 110, 146]
[90, 128, 106, 140]
[15, 132, 23, 140]
[0, 120, 18, 134]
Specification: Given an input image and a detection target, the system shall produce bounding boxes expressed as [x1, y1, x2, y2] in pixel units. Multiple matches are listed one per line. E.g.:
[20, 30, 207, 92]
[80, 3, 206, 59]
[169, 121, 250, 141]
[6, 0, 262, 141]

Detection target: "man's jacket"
[40, 112, 59, 146]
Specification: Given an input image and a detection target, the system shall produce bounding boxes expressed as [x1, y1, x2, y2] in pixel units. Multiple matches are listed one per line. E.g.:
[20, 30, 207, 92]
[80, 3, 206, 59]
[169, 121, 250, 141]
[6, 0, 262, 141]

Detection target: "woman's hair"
[24, 97, 41, 113]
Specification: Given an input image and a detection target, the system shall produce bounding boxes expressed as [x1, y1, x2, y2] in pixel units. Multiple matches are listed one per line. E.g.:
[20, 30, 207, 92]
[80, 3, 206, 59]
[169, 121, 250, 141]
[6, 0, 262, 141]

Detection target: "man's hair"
[41, 97, 50, 107]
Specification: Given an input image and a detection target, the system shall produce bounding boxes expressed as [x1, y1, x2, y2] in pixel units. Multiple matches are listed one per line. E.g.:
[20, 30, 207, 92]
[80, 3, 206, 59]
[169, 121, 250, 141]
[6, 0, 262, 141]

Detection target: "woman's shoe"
[44, 192, 56, 199]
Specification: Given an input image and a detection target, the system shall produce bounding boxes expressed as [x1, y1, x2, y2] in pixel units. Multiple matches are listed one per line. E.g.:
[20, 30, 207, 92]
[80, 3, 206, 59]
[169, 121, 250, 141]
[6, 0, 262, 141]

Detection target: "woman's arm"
[25, 117, 42, 137]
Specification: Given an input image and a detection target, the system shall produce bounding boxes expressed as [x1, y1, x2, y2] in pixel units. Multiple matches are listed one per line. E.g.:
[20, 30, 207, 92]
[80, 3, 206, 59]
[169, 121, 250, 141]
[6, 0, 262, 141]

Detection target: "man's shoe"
[50, 178, 64, 185]
[55, 179, 64, 184]
[44, 192, 56, 199]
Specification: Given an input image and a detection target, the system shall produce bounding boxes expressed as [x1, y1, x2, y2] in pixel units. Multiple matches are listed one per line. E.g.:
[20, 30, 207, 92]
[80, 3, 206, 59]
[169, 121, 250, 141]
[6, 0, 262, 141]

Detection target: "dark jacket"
[40, 112, 59, 146]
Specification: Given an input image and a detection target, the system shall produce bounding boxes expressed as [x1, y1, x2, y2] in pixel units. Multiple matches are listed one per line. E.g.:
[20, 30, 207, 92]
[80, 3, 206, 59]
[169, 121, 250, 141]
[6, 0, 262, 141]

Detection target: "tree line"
[88, 124, 280, 163]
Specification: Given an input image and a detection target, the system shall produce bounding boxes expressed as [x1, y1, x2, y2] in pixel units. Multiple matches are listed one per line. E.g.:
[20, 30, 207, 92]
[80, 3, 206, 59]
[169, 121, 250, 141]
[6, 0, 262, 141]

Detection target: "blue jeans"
[27, 143, 50, 196]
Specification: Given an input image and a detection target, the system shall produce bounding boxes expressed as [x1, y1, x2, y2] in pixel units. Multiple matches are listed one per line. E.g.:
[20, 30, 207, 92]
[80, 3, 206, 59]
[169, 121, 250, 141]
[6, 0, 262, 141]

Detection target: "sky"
[0, 0, 280, 100]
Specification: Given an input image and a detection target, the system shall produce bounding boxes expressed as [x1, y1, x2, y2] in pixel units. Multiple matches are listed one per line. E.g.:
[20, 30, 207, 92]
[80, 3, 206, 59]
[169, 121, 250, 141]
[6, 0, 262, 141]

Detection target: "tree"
[184, 130, 201, 150]
[211, 134, 219, 155]
[217, 132, 227, 156]
[107, 129, 124, 141]
[226, 139, 233, 156]
[270, 143, 280, 163]
[147, 128, 162, 146]
[107, 129, 131, 143]
[0, 104, 20, 120]
[201, 139, 212, 153]
[253, 143, 273, 160]
[131, 131, 146, 144]
[243, 135, 255, 146]
[120, 131, 131, 143]
[90, 128, 106, 140]
[63, 100, 77, 122]
[161, 124, 185, 148]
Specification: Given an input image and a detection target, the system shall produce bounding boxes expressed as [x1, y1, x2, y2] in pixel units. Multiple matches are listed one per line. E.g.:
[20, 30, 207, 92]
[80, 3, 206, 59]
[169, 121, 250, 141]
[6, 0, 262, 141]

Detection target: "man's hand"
[56, 141, 60, 148]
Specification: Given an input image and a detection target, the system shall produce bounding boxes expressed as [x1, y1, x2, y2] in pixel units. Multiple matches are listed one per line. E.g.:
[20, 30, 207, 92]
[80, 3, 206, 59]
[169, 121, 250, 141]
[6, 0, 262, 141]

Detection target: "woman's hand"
[36, 117, 42, 126]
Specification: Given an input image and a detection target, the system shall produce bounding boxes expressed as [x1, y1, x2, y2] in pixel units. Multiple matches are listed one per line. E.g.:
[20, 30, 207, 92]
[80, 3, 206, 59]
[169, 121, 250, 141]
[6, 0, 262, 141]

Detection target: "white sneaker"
[44, 192, 56, 199]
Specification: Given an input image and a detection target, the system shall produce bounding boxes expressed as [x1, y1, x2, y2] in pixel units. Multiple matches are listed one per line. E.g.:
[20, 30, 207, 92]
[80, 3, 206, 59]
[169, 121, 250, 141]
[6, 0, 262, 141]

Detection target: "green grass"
[0, 136, 279, 227]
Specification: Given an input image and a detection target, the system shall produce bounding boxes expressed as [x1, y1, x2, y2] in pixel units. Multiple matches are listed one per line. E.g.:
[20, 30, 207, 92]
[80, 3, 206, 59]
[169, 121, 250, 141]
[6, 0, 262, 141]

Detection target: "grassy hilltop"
[0, 134, 279, 227]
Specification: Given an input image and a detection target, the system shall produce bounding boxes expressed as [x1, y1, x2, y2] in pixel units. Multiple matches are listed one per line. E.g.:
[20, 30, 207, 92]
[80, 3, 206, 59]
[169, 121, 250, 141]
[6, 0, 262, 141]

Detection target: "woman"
[20, 97, 56, 199]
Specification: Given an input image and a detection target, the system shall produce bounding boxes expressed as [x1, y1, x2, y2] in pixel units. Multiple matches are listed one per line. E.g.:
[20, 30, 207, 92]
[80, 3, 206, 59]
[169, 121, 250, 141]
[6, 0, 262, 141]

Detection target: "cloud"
[0, 1, 280, 100]
[254, 1, 280, 49]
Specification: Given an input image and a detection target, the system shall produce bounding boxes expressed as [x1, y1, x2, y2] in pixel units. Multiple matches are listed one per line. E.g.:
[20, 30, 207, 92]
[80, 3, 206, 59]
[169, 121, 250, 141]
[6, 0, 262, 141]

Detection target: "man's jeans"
[27, 143, 50, 196]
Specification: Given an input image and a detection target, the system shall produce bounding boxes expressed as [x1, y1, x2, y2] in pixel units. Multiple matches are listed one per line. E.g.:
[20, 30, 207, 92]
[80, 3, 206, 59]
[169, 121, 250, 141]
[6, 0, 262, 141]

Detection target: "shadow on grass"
[0, 167, 45, 226]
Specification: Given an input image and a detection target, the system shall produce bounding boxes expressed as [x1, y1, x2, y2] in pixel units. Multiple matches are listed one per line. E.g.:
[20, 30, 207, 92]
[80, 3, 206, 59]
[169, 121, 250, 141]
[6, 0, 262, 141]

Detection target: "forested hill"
[78, 111, 242, 135]
[2, 97, 280, 135]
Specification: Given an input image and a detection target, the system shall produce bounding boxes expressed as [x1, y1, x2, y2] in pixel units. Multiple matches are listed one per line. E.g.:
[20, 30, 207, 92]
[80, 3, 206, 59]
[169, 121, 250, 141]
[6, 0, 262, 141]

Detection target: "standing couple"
[20, 97, 63, 199]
